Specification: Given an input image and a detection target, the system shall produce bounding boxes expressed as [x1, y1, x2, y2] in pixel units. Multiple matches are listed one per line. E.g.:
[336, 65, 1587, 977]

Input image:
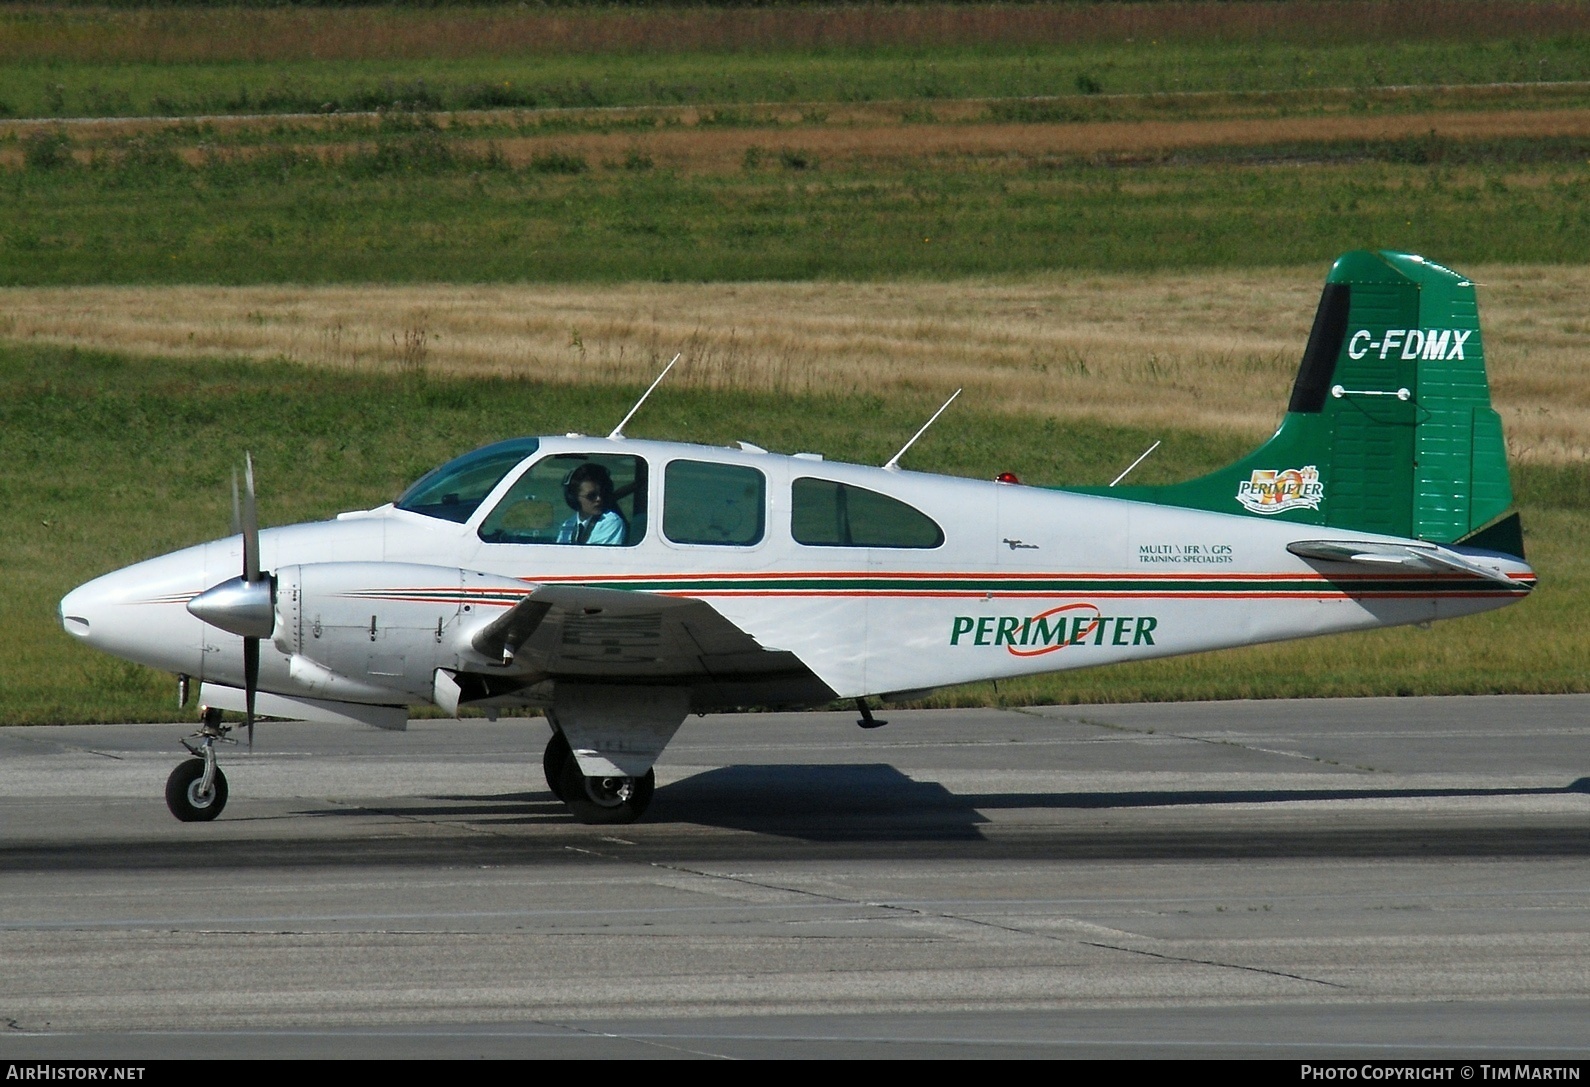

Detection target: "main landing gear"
[166, 707, 231, 822]
[543, 728, 655, 825]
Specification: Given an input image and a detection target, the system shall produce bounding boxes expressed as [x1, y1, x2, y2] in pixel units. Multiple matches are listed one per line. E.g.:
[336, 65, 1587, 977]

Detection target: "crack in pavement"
[1020, 708, 1382, 773]
[1079, 941, 1348, 989]
[566, 842, 1348, 992]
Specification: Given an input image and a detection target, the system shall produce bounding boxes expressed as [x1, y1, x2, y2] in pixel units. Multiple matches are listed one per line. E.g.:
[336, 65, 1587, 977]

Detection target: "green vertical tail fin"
[1074, 250, 1520, 556]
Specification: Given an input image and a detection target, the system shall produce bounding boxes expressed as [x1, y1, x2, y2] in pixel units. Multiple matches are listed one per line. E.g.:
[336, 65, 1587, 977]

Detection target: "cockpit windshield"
[394, 438, 540, 523]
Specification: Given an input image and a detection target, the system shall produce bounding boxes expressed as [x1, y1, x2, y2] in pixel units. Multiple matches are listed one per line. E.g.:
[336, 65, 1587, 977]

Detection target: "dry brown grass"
[9, 105, 1590, 175]
[468, 106, 1590, 174]
[8, 78, 1588, 141]
[4, 267, 1585, 464]
[6, 2, 1588, 63]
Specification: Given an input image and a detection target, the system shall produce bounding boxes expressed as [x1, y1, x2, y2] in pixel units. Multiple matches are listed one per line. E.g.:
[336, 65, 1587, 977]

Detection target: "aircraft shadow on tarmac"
[653, 766, 1590, 839]
[305, 764, 985, 839]
[5, 768, 1588, 873]
[313, 765, 1590, 844]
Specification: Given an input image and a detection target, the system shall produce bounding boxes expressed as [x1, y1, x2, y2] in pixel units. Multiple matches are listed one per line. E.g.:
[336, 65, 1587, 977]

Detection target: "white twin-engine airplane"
[60, 250, 1536, 824]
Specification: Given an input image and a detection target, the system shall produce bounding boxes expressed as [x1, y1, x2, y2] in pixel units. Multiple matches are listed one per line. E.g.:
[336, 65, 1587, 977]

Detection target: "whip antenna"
[884, 388, 961, 471]
[609, 353, 681, 439]
[1110, 440, 1161, 486]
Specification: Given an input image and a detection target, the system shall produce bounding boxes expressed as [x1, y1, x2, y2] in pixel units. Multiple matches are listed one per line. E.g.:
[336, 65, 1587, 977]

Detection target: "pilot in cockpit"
[557, 463, 628, 545]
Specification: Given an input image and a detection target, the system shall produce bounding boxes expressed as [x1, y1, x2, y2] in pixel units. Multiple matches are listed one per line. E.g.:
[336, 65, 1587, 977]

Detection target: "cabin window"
[663, 460, 765, 546]
[477, 454, 647, 546]
[396, 438, 540, 524]
[791, 478, 945, 548]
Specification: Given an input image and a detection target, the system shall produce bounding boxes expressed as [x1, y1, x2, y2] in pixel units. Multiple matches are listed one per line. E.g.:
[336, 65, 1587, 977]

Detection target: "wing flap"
[461, 582, 812, 684]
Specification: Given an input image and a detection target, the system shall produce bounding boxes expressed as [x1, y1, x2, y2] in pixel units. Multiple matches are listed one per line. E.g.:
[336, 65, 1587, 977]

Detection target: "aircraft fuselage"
[60, 435, 1534, 716]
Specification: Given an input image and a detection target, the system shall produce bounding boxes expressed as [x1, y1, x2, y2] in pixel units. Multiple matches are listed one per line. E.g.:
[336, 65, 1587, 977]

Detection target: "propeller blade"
[241, 452, 260, 584]
[243, 635, 258, 748]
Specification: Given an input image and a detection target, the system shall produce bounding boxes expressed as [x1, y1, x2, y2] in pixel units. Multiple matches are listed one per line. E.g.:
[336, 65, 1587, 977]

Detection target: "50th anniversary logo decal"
[1236, 465, 1324, 515]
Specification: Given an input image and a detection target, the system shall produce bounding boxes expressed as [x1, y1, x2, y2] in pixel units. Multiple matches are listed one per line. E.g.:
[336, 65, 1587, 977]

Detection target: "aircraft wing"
[466, 582, 812, 686]
[1286, 540, 1516, 585]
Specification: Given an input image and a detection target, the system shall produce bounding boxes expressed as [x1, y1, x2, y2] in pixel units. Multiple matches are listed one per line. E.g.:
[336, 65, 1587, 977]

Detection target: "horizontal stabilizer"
[1286, 540, 1516, 585]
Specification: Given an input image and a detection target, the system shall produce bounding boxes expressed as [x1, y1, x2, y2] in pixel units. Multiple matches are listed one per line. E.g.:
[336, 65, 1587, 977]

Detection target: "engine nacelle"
[272, 562, 531, 701]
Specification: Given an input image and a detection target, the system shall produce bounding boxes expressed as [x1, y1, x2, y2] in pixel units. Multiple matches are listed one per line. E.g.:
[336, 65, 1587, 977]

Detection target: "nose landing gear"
[166, 706, 232, 822]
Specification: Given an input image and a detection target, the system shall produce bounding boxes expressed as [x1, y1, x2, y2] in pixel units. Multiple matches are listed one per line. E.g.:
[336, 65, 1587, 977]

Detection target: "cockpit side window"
[478, 454, 648, 546]
[663, 460, 765, 546]
[395, 438, 540, 524]
[791, 477, 945, 548]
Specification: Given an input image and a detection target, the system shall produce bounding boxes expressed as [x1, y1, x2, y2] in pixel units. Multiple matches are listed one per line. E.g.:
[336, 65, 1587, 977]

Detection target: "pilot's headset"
[562, 463, 615, 512]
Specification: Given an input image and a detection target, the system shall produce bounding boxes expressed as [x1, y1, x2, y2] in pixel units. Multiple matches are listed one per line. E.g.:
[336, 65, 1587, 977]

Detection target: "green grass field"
[7, 3, 1590, 285]
[5, 147, 1590, 284]
[8, 36, 1590, 119]
[6, 0, 1590, 120]
[1, 341, 1582, 724]
[3, 3, 1587, 721]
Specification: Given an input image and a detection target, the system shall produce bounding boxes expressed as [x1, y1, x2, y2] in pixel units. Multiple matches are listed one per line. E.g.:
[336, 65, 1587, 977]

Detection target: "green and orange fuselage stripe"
[329, 569, 1536, 606]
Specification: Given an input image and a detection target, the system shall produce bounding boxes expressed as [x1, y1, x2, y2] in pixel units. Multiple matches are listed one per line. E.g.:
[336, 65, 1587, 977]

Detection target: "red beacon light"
[995, 471, 1022, 485]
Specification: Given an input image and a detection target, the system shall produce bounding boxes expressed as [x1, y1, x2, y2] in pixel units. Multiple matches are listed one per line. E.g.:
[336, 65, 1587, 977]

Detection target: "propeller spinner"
[186, 454, 273, 743]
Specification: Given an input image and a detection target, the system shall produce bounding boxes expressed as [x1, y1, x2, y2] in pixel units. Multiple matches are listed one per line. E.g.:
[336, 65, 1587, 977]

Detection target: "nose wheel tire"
[557, 755, 655, 825]
[165, 758, 228, 822]
[543, 730, 572, 802]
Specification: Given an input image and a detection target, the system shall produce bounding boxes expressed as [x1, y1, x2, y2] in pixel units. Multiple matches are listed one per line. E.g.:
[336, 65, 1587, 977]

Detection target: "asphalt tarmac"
[0, 695, 1587, 1059]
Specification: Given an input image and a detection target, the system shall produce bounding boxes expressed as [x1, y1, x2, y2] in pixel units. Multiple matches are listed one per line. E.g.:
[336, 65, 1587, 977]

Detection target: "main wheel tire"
[557, 755, 655, 825]
[542, 730, 572, 801]
[165, 758, 228, 822]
